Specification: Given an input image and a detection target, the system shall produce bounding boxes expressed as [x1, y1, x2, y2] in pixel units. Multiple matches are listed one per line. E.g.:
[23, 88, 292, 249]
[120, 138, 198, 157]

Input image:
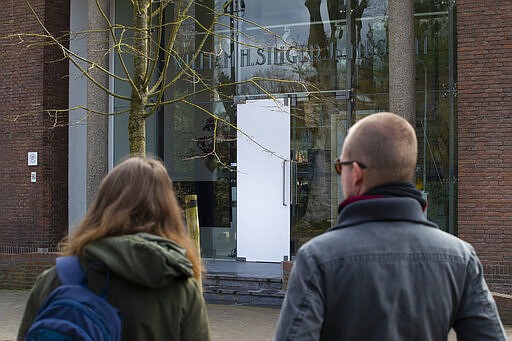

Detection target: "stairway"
[204, 273, 285, 307]
[202, 260, 285, 307]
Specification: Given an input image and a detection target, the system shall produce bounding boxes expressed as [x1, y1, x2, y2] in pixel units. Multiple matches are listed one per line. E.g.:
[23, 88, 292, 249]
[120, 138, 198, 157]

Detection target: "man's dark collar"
[332, 196, 437, 231]
[338, 182, 428, 214]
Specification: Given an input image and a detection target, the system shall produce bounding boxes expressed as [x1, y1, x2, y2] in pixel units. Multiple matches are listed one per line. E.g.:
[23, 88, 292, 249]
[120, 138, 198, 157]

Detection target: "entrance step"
[203, 273, 285, 307]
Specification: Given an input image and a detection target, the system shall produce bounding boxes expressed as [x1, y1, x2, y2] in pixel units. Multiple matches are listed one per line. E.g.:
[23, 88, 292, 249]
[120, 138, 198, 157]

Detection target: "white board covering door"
[236, 98, 290, 262]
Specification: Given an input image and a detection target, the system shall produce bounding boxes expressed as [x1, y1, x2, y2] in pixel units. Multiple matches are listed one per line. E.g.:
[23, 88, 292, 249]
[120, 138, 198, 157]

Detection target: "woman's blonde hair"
[60, 156, 202, 280]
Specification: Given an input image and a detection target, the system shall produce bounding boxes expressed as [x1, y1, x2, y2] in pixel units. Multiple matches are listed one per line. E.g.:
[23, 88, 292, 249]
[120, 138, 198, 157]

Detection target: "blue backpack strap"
[55, 255, 84, 285]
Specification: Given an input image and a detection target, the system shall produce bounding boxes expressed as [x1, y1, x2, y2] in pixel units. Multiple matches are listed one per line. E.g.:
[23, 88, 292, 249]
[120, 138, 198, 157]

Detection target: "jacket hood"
[82, 232, 194, 288]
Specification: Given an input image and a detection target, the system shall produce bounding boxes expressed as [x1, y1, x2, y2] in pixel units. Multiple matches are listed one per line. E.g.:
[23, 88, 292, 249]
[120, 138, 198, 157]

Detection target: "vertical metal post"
[346, 0, 354, 123]
[417, 59, 428, 190]
[424, 67, 427, 189]
[448, 0, 456, 235]
[230, 1, 235, 84]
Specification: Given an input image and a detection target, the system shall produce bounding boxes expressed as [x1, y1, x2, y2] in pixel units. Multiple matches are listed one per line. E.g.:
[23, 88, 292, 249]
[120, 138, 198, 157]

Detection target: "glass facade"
[113, 0, 457, 260]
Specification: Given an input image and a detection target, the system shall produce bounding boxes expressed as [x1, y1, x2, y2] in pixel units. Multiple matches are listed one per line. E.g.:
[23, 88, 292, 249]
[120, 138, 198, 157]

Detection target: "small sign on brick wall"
[28, 152, 38, 166]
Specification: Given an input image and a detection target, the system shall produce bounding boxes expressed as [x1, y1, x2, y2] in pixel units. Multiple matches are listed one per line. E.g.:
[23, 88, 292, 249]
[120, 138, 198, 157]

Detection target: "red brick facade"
[457, 1, 512, 322]
[0, 252, 58, 290]
[0, 0, 69, 285]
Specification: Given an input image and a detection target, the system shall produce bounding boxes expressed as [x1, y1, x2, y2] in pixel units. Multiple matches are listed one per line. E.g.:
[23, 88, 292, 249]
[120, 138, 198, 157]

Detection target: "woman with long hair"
[18, 156, 210, 340]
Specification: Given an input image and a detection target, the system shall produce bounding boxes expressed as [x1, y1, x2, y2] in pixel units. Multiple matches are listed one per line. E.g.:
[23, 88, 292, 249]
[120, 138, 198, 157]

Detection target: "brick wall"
[0, 249, 58, 290]
[457, 1, 512, 324]
[493, 294, 512, 327]
[0, 0, 69, 287]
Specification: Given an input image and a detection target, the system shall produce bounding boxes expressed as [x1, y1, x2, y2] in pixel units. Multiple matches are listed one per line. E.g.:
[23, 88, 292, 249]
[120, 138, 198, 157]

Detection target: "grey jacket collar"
[331, 197, 438, 231]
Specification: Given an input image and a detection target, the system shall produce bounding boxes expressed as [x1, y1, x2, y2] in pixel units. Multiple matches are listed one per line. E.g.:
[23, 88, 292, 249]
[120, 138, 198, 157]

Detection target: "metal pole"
[416, 58, 428, 190]
[448, 0, 456, 235]
[422, 62, 427, 189]
[346, 0, 353, 123]
[230, 1, 235, 84]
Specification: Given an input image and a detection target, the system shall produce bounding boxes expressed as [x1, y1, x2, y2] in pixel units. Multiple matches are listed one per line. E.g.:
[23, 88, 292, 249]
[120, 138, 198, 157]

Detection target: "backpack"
[25, 256, 122, 341]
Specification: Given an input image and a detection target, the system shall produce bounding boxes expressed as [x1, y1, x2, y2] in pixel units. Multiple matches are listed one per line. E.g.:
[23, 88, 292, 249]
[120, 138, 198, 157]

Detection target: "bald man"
[274, 112, 506, 341]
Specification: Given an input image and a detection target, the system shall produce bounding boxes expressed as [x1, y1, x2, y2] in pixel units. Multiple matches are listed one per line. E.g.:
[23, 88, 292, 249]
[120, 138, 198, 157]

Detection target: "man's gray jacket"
[274, 197, 507, 340]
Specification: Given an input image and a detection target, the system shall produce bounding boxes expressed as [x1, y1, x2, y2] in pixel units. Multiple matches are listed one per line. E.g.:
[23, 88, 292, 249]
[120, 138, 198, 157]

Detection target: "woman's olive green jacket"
[17, 233, 211, 341]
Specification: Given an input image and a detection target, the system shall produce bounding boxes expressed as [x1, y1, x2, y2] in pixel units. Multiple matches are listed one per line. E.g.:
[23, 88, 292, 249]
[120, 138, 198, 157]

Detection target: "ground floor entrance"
[198, 91, 350, 262]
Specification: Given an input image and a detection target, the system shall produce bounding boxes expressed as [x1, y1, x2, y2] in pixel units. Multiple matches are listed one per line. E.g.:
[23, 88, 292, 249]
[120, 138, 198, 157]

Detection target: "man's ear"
[352, 162, 366, 195]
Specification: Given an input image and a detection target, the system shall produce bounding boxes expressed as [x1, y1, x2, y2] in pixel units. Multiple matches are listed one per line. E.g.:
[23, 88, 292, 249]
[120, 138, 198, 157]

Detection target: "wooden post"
[185, 194, 202, 291]
[185, 195, 201, 258]
[282, 260, 294, 290]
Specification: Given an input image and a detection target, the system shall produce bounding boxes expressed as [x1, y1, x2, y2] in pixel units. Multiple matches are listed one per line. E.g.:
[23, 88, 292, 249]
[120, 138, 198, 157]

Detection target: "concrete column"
[388, 0, 415, 124]
[86, 0, 110, 207]
[69, 0, 88, 227]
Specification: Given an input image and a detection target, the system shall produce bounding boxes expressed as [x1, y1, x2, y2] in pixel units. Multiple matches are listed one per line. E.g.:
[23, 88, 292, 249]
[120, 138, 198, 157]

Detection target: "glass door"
[290, 92, 349, 256]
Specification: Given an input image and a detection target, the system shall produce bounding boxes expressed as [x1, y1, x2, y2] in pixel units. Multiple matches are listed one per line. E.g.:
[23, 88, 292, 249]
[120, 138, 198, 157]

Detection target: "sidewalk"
[1, 290, 25, 341]
[0, 290, 280, 341]
[1, 290, 511, 341]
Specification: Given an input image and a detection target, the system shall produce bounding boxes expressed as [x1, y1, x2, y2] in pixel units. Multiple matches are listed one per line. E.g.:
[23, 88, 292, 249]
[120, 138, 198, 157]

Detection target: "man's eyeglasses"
[334, 158, 367, 175]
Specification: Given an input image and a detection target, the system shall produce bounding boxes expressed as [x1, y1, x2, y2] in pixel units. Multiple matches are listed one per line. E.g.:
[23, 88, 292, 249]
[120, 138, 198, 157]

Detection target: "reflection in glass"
[112, 0, 457, 259]
[290, 95, 348, 254]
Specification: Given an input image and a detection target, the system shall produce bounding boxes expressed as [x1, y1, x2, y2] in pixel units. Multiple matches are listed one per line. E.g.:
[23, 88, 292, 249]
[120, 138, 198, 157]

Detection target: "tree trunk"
[129, 103, 146, 156]
[129, 0, 151, 156]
